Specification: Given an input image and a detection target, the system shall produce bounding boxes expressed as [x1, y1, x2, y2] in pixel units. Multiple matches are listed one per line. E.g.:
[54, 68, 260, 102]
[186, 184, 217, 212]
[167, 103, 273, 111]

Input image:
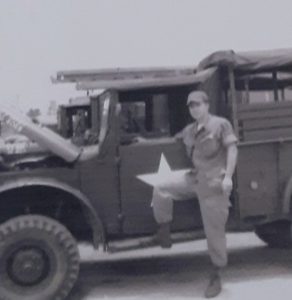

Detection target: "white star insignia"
[137, 153, 191, 187]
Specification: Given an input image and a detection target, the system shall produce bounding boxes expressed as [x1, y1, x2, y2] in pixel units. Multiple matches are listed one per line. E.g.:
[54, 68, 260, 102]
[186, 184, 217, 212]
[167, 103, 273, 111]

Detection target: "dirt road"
[70, 232, 292, 299]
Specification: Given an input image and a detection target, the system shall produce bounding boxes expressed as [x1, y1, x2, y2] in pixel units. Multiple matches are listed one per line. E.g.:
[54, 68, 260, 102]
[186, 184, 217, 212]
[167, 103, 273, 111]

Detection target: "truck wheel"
[0, 215, 80, 300]
[255, 220, 292, 248]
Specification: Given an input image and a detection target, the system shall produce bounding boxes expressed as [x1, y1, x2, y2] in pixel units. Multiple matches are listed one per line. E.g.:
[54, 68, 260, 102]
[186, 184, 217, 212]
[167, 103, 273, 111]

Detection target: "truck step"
[107, 230, 205, 253]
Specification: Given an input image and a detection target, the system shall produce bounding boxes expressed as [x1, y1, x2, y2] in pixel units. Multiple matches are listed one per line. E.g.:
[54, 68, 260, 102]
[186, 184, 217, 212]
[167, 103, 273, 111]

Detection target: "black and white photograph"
[1, 1, 292, 299]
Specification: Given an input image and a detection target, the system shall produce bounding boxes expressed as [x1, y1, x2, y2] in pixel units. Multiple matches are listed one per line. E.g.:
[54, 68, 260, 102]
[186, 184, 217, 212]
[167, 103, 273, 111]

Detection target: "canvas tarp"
[198, 48, 292, 73]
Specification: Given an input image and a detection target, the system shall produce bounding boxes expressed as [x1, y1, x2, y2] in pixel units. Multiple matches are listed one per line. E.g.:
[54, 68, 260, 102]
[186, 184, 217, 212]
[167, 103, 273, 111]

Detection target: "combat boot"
[204, 267, 222, 298]
[153, 222, 172, 248]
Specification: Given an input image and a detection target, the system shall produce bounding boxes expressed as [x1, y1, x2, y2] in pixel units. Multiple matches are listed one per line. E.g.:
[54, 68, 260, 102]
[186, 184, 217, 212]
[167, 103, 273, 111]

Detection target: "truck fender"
[0, 177, 105, 248]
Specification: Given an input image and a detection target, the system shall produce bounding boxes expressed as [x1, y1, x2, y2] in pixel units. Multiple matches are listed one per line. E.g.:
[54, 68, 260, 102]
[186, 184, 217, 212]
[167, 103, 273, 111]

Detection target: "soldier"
[152, 90, 238, 298]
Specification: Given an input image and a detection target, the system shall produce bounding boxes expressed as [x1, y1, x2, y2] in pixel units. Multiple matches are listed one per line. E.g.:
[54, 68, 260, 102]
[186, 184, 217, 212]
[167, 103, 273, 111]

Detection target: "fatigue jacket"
[177, 114, 238, 199]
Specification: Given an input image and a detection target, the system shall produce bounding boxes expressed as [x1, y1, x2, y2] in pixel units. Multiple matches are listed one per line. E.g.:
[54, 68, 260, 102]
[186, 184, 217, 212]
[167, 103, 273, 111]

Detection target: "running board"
[107, 230, 206, 253]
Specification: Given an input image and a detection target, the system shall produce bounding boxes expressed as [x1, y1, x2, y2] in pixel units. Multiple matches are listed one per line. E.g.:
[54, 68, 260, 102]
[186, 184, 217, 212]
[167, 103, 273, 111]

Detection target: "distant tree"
[27, 108, 41, 121]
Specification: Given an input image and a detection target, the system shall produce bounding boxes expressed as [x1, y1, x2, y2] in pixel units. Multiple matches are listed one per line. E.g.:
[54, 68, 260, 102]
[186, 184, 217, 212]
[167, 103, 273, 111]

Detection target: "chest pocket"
[183, 132, 196, 158]
[197, 133, 220, 158]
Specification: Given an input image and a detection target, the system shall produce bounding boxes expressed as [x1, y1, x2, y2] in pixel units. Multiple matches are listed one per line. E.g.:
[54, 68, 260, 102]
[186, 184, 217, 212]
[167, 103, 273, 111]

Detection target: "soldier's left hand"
[222, 175, 233, 196]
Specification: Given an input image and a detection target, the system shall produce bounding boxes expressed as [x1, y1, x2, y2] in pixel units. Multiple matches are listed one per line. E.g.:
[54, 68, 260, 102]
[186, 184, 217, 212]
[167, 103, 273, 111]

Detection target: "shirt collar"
[194, 113, 211, 134]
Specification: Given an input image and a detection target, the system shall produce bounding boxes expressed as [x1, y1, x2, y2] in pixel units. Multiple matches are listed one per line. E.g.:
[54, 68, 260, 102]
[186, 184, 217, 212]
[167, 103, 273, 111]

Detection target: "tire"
[255, 220, 292, 248]
[0, 215, 80, 300]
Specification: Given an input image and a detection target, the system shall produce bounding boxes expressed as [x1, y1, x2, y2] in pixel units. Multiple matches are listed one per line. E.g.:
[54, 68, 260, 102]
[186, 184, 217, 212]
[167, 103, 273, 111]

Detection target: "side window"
[119, 89, 192, 144]
[119, 94, 170, 143]
[120, 101, 147, 135]
[152, 94, 170, 135]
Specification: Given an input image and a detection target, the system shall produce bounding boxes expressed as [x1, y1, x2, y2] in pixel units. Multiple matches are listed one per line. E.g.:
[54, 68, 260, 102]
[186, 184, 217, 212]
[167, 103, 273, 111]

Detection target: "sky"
[1, 0, 292, 113]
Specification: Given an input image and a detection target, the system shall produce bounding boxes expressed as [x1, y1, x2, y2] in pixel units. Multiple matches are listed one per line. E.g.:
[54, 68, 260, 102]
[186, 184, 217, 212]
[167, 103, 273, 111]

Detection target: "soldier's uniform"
[152, 114, 237, 267]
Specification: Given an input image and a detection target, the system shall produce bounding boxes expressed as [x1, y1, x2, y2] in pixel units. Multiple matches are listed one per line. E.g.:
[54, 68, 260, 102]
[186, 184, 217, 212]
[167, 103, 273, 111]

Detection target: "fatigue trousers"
[152, 171, 230, 268]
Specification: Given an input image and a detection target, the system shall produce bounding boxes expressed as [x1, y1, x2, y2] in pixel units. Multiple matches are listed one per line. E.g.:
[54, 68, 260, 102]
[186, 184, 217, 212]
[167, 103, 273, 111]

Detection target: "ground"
[70, 232, 292, 300]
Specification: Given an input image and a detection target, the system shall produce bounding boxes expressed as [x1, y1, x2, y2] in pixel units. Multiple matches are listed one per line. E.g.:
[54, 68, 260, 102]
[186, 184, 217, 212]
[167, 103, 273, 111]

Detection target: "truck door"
[79, 91, 121, 235]
[118, 91, 203, 235]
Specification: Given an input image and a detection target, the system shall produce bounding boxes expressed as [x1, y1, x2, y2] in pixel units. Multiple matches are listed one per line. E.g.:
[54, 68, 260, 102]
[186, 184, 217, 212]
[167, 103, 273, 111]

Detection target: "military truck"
[1, 51, 292, 299]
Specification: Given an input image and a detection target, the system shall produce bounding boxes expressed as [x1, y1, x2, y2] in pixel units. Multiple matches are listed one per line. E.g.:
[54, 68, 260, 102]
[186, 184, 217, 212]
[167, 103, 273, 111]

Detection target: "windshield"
[71, 92, 111, 145]
[0, 92, 112, 163]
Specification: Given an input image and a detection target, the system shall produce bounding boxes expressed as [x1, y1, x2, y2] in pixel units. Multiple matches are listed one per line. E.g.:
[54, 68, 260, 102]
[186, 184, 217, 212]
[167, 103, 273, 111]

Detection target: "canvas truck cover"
[0, 104, 81, 162]
[198, 48, 292, 73]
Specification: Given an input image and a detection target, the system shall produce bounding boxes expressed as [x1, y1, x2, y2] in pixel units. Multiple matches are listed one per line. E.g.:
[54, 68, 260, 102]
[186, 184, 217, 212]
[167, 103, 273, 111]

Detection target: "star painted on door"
[137, 153, 190, 187]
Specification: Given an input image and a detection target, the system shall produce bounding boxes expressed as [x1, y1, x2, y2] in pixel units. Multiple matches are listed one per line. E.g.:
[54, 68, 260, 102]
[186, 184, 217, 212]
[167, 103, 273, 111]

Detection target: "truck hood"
[0, 104, 82, 163]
